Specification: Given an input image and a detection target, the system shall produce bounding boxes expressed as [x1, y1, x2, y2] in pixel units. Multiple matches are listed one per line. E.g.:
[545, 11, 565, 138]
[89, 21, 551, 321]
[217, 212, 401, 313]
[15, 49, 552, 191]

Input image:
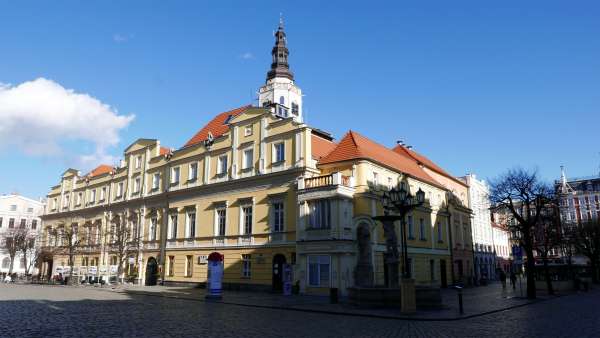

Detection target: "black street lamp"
[373, 184, 425, 286]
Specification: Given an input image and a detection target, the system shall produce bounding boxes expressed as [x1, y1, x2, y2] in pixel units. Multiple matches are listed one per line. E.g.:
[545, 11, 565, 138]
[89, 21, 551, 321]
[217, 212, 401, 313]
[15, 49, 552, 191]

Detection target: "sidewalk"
[95, 281, 573, 321]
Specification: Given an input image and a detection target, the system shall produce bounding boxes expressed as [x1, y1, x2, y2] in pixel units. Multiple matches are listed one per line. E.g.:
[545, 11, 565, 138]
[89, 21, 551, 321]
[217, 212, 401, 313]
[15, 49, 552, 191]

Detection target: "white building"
[461, 174, 496, 281]
[492, 223, 511, 273]
[0, 194, 44, 276]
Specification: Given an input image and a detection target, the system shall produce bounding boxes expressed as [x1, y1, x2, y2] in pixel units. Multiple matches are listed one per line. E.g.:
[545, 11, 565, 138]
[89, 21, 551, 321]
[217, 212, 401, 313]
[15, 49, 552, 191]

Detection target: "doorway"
[145, 257, 158, 286]
[272, 254, 286, 292]
[440, 259, 447, 288]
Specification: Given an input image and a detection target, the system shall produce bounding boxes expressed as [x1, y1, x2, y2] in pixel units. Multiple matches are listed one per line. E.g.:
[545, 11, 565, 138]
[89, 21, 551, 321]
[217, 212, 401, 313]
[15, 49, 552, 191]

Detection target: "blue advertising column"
[205, 252, 224, 300]
[283, 264, 292, 296]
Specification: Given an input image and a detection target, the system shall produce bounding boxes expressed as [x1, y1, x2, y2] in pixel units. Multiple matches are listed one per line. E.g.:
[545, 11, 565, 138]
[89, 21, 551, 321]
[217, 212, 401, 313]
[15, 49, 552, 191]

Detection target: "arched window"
[279, 96, 285, 105]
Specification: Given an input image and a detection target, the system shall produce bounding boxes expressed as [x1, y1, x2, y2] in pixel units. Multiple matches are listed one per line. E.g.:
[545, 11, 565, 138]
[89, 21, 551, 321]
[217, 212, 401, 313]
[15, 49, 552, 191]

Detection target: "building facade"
[0, 194, 44, 276]
[461, 174, 496, 282]
[41, 22, 470, 295]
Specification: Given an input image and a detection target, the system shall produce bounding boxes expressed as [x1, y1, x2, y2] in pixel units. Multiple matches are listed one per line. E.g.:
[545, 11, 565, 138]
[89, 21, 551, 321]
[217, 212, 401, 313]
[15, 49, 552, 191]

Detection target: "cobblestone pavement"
[1, 284, 599, 338]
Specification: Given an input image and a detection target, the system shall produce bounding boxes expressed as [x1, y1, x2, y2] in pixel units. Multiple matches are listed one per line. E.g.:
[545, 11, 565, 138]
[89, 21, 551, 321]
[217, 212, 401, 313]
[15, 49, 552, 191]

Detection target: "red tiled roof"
[318, 130, 444, 189]
[183, 105, 252, 148]
[392, 145, 468, 187]
[87, 164, 113, 178]
[159, 146, 171, 156]
[312, 134, 337, 160]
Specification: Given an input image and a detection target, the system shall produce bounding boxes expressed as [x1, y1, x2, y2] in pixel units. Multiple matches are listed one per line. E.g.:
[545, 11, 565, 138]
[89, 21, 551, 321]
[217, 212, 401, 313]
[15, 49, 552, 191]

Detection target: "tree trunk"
[542, 254, 554, 295]
[525, 246, 537, 299]
[8, 257, 14, 275]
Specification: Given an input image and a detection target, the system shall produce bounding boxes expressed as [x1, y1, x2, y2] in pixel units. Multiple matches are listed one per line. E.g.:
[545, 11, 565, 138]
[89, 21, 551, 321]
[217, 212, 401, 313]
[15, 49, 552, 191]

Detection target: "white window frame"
[216, 208, 226, 236]
[152, 173, 160, 190]
[133, 177, 141, 193]
[272, 201, 285, 232]
[189, 162, 198, 181]
[273, 142, 285, 163]
[149, 217, 157, 241]
[243, 148, 254, 170]
[241, 254, 251, 277]
[171, 167, 180, 184]
[217, 155, 228, 175]
[90, 189, 96, 204]
[135, 155, 142, 169]
[307, 255, 331, 287]
[419, 218, 426, 240]
[186, 211, 196, 238]
[308, 199, 331, 229]
[117, 182, 124, 198]
[241, 205, 253, 235]
[168, 214, 178, 239]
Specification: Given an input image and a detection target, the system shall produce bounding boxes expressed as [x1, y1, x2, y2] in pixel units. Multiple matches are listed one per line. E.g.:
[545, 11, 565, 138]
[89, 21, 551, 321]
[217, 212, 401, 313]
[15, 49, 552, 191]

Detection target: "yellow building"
[41, 22, 472, 295]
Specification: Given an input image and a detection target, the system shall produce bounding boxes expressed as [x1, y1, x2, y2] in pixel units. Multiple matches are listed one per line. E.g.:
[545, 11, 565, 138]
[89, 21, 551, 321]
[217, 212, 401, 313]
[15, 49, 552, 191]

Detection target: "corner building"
[42, 22, 470, 295]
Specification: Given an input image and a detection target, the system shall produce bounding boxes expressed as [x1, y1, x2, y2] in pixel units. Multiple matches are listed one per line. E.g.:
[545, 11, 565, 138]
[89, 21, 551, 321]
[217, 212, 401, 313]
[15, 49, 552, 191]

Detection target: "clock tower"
[258, 18, 303, 123]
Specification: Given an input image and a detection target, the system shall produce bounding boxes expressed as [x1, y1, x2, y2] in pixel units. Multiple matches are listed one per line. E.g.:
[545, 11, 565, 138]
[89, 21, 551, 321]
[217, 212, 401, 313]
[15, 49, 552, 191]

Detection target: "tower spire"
[267, 16, 293, 82]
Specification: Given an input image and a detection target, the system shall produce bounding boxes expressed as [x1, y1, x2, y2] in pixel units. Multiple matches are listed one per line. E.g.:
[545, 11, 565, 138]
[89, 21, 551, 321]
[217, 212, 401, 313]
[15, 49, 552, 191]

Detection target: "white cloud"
[240, 52, 254, 60]
[0, 78, 134, 170]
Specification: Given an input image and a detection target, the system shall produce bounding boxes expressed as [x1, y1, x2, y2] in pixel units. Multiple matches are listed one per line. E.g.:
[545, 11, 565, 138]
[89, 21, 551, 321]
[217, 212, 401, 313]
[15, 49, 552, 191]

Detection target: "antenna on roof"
[406, 145, 413, 149]
[396, 140, 404, 146]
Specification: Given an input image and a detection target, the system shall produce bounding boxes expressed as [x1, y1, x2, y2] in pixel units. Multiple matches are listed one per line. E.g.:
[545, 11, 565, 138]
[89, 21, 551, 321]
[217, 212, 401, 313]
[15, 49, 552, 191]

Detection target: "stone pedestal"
[400, 278, 416, 314]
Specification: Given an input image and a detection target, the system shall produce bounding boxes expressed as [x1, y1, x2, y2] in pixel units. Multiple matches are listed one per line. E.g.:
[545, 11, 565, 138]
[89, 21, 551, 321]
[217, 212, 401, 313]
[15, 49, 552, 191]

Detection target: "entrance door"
[145, 257, 158, 286]
[440, 259, 447, 288]
[46, 259, 54, 281]
[272, 254, 286, 292]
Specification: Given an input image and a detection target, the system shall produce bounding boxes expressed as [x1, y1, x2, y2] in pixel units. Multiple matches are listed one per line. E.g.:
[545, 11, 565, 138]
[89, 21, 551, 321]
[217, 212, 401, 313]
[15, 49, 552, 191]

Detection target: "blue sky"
[0, 1, 599, 199]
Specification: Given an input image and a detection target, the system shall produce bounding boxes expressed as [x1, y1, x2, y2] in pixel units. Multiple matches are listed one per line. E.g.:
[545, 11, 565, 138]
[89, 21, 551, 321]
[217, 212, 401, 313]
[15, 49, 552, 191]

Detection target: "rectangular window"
[372, 172, 379, 186]
[10, 204, 17, 211]
[308, 199, 331, 229]
[243, 149, 254, 169]
[117, 182, 124, 198]
[64, 195, 70, 208]
[187, 212, 196, 238]
[134, 178, 141, 193]
[171, 167, 180, 184]
[217, 209, 226, 236]
[135, 155, 142, 169]
[9, 218, 15, 228]
[241, 254, 251, 277]
[101, 187, 107, 200]
[218, 155, 228, 175]
[149, 217, 157, 241]
[20, 219, 26, 228]
[185, 255, 193, 277]
[0, 217, 2, 228]
[242, 206, 253, 235]
[408, 215, 414, 239]
[189, 163, 198, 181]
[274, 143, 285, 163]
[437, 221, 443, 242]
[77, 192, 82, 205]
[272, 202, 284, 232]
[419, 218, 426, 240]
[168, 256, 175, 276]
[169, 214, 178, 239]
[308, 255, 330, 287]
[90, 189, 96, 204]
[153, 173, 160, 190]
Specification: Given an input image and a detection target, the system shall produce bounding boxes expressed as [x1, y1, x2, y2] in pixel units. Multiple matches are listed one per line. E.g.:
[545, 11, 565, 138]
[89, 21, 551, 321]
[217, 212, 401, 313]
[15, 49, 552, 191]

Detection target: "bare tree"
[532, 202, 562, 295]
[571, 218, 600, 283]
[2, 228, 28, 276]
[16, 230, 38, 278]
[56, 221, 86, 285]
[106, 214, 141, 284]
[490, 168, 553, 299]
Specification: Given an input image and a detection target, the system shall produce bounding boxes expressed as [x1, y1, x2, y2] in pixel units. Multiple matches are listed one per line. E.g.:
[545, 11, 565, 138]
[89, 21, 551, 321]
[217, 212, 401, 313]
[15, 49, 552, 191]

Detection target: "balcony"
[297, 172, 355, 202]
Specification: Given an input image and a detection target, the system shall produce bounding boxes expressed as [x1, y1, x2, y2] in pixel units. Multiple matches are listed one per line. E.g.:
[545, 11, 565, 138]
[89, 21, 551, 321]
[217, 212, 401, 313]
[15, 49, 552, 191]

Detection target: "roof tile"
[183, 105, 252, 148]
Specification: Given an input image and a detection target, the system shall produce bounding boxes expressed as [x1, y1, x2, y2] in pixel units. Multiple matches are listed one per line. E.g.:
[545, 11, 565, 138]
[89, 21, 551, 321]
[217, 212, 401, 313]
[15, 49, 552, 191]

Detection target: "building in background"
[0, 194, 44, 277]
[461, 174, 495, 282]
[40, 21, 470, 295]
[491, 220, 511, 273]
[556, 166, 600, 224]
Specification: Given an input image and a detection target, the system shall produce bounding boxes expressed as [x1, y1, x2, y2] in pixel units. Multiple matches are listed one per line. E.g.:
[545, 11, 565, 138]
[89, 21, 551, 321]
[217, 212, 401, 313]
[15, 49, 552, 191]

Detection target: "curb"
[105, 288, 569, 322]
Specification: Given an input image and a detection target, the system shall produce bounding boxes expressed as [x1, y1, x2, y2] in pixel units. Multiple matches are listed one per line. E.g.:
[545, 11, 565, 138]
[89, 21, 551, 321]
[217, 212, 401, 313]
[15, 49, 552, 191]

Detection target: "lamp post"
[373, 185, 425, 287]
